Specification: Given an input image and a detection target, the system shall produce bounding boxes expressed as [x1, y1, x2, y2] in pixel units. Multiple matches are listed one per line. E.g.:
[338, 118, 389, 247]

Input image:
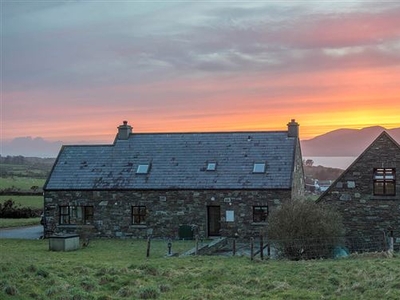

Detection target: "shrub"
[4, 284, 18, 296]
[117, 286, 134, 297]
[267, 200, 344, 260]
[0, 199, 41, 218]
[159, 284, 171, 293]
[138, 286, 160, 299]
[36, 269, 49, 278]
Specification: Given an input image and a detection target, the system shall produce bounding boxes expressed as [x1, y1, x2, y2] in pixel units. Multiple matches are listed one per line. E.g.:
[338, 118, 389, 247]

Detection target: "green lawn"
[0, 239, 399, 299]
[0, 177, 45, 191]
[0, 218, 41, 228]
[0, 195, 43, 209]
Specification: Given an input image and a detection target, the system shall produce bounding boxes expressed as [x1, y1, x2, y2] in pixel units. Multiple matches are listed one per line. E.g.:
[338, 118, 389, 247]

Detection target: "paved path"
[0, 225, 44, 239]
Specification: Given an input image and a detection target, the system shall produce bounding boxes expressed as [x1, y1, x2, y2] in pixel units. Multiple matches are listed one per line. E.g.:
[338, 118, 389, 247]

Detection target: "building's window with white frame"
[373, 168, 396, 196]
[253, 162, 266, 173]
[132, 205, 147, 225]
[253, 206, 268, 223]
[59, 205, 94, 225]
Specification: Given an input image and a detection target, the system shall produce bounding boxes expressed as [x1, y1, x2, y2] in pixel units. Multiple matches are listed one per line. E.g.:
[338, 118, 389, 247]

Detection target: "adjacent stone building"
[43, 120, 304, 239]
[317, 131, 400, 251]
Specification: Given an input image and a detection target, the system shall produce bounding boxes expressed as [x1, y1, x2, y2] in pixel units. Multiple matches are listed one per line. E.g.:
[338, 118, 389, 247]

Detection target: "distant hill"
[2, 126, 400, 159]
[1, 137, 63, 158]
[301, 126, 400, 157]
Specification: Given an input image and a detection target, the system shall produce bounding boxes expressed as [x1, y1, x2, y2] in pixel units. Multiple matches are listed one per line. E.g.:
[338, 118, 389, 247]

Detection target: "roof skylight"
[206, 162, 217, 171]
[136, 164, 150, 174]
[253, 162, 266, 173]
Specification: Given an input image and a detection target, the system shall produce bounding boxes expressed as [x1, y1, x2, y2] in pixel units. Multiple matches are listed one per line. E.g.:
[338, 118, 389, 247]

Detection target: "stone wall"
[291, 139, 305, 200]
[43, 189, 293, 239]
[318, 133, 400, 250]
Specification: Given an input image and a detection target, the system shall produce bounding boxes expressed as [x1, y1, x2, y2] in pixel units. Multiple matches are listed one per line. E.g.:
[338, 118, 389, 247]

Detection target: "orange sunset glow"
[2, 1, 400, 157]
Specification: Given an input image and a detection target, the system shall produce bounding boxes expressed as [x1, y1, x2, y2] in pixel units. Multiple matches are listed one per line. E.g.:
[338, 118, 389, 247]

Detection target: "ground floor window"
[132, 206, 146, 225]
[253, 206, 268, 223]
[59, 205, 94, 225]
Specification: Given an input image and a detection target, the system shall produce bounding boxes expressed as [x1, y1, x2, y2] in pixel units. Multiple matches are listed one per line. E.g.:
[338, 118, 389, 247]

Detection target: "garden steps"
[180, 237, 228, 256]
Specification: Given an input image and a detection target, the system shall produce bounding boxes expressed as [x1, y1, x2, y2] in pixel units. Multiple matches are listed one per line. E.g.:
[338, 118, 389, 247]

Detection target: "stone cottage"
[43, 120, 304, 239]
[317, 131, 400, 251]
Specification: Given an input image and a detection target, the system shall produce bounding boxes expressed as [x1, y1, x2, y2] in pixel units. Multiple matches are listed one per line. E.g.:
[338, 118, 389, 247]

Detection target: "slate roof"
[44, 131, 297, 190]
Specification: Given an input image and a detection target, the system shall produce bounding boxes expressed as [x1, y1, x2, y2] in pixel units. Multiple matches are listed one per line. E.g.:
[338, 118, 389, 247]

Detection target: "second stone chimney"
[287, 119, 299, 138]
[117, 121, 133, 140]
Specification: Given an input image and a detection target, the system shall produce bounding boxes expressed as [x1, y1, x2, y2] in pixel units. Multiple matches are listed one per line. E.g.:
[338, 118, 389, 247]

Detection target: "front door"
[207, 206, 221, 236]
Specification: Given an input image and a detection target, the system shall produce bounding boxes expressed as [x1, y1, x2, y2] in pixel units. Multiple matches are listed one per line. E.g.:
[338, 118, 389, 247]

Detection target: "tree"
[267, 200, 344, 260]
[305, 159, 314, 167]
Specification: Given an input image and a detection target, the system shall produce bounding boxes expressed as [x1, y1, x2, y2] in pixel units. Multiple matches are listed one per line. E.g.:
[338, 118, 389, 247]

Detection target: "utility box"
[49, 234, 80, 251]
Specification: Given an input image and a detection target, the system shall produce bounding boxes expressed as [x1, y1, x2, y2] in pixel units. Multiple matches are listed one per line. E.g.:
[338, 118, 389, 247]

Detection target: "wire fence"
[175, 233, 400, 260]
[267, 234, 397, 260]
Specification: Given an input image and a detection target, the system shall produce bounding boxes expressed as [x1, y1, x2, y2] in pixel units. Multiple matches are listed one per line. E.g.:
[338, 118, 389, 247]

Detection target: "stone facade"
[317, 132, 400, 250]
[291, 139, 305, 200]
[44, 189, 294, 239]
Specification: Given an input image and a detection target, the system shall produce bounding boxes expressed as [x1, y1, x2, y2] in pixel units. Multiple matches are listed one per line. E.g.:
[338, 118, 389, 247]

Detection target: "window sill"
[129, 225, 147, 229]
[370, 196, 398, 201]
[251, 222, 267, 226]
[58, 225, 95, 229]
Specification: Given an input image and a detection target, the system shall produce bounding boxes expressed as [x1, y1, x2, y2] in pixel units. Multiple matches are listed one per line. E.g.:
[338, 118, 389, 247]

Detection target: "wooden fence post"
[389, 230, 394, 252]
[146, 236, 151, 258]
[250, 237, 254, 261]
[195, 235, 199, 255]
[260, 234, 264, 260]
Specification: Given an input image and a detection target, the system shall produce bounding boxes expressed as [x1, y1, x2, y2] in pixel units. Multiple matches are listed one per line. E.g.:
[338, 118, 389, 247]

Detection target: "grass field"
[0, 195, 43, 209]
[0, 218, 41, 228]
[0, 177, 45, 191]
[0, 239, 399, 299]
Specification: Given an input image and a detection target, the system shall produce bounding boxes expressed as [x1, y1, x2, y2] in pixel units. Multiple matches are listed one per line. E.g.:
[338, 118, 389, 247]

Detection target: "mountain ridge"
[301, 126, 400, 157]
[2, 126, 400, 158]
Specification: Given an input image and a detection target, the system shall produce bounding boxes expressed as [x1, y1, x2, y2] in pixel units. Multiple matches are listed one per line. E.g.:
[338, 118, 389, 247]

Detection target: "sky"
[2, 0, 400, 151]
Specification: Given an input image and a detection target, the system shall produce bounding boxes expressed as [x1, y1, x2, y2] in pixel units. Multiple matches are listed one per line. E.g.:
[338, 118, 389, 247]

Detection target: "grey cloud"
[3, 1, 400, 94]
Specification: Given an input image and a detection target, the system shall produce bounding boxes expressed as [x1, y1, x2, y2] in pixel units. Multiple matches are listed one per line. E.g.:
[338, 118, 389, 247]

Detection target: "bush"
[267, 200, 344, 260]
[138, 286, 160, 299]
[0, 199, 41, 218]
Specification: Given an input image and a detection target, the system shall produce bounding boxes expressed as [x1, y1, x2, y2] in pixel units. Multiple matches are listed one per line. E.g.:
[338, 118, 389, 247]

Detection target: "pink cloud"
[266, 8, 400, 49]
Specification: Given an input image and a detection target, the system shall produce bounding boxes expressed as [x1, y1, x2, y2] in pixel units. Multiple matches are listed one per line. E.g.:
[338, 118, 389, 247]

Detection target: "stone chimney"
[287, 119, 299, 138]
[117, 121, 133, 140]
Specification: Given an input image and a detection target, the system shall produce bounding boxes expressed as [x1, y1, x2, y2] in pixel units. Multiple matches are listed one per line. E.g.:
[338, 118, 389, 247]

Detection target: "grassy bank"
[1, 239, 399, 299]
[0, 218, 41, 228]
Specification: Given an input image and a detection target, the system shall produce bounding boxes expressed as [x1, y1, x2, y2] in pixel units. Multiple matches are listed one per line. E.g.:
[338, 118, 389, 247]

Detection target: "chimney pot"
[287, 119, 299, 138]
[117, 121, 133, 140]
